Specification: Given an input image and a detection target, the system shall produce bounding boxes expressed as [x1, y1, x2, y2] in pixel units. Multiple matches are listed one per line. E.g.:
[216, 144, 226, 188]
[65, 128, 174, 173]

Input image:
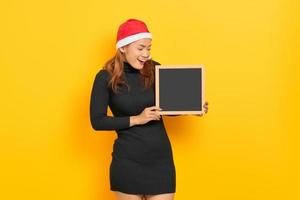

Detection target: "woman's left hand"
[203, 101, 208, 114]
[196, 101, 208, 117]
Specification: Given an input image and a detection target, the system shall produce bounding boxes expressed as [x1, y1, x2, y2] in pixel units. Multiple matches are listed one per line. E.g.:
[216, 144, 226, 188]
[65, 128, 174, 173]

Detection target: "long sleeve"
[89, 70, 130, 131]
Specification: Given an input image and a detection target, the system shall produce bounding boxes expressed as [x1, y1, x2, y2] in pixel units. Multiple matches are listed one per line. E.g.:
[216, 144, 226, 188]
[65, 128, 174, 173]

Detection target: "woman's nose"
[142, 51, 150, 58]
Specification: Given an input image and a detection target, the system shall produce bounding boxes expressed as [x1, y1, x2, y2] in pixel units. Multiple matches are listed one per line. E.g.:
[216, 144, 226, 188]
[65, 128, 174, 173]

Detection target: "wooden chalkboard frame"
[155, 65, 205, 115]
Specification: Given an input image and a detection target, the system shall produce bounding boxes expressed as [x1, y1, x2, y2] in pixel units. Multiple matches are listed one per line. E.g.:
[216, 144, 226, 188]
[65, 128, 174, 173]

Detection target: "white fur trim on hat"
[116, 32, 152, 49]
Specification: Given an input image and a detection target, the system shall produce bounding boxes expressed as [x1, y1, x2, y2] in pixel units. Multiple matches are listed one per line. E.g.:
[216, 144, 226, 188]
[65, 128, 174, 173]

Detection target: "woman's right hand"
[130, 106, 162, 126]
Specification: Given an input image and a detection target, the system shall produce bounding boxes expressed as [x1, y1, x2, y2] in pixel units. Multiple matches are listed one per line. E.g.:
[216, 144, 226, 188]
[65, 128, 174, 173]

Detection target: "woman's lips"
[137, 59, 146, 65]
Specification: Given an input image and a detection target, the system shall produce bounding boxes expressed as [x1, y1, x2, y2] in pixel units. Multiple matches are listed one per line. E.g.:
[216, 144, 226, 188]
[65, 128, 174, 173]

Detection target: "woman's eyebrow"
[138, 44, 152, 48]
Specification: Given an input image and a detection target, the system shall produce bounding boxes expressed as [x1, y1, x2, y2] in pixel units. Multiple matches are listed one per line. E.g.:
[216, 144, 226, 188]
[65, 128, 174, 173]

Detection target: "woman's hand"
[197, 101, 209, 117]
[130, 106, 162, 126]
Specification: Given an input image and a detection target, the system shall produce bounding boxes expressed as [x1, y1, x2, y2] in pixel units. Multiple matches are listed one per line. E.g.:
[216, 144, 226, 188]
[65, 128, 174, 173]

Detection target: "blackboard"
[155, 65, 205, 115]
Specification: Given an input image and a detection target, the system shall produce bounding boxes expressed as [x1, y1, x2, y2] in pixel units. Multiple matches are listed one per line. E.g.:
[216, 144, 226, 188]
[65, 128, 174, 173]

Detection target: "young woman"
[90, 19, 208, 200]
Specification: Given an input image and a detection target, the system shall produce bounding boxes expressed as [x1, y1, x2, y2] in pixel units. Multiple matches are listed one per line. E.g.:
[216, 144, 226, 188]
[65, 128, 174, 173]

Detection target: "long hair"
[103, 49, 155, 94]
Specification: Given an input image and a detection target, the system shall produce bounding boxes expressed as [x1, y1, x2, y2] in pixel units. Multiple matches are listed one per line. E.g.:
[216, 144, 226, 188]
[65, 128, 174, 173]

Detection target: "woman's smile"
[137, 58, 146, 66]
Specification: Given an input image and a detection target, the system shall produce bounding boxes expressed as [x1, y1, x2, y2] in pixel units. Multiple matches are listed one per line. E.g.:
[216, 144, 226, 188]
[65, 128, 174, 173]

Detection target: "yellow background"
[1, 0, 299, 199]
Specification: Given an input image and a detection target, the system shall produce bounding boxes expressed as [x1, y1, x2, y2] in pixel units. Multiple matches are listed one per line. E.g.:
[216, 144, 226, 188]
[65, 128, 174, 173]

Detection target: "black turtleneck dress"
[89, 61, 176, 195]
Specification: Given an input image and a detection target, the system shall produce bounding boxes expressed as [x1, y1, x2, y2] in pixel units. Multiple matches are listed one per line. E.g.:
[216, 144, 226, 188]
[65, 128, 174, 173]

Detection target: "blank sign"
[155, 65, 205, 115]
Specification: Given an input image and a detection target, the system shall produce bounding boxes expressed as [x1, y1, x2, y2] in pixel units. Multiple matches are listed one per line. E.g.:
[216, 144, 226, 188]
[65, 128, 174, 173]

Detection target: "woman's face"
[120, 38, 152, 70]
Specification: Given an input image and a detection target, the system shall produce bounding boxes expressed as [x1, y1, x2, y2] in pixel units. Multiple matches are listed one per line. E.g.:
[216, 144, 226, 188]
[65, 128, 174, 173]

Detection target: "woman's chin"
[135, 63, 144, 69]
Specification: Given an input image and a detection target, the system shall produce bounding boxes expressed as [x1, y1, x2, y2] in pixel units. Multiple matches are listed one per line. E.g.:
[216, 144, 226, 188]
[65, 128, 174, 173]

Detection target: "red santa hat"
[116, 18, 152, 49]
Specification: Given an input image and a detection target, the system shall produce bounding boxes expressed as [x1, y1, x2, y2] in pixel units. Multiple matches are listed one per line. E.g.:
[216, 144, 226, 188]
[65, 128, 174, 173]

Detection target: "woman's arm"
[89, 70, 131, 131]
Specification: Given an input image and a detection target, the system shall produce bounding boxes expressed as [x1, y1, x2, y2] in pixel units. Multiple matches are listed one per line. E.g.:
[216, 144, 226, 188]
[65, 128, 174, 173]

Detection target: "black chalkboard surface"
[155, 65, 205, 115]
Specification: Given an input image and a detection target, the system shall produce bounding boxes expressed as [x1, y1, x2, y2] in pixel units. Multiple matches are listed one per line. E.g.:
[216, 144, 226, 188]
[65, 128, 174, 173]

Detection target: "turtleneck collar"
[123, 62, 140, 73]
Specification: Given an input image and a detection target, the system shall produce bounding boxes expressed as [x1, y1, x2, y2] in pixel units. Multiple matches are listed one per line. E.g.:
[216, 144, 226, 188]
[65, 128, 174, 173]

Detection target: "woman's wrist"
[130, 115, 140, 127]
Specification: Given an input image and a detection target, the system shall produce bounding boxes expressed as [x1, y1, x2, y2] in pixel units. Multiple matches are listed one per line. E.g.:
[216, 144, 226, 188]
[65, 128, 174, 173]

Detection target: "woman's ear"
[119, 47, 125, 53]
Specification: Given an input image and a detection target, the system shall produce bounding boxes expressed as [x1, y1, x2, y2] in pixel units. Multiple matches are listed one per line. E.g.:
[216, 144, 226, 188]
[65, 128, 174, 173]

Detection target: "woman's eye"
[137, 48, 150, 51]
